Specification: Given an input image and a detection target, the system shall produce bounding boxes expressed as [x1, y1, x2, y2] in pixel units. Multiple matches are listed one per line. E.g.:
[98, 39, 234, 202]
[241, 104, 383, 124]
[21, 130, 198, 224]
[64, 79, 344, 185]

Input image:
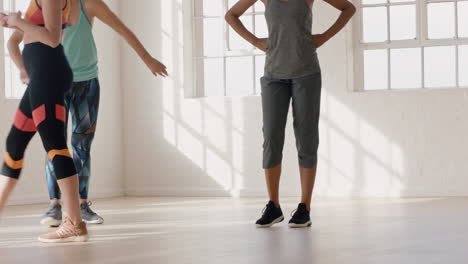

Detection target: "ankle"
[300, 203, 311, 212]
[270, 200, 280, 208]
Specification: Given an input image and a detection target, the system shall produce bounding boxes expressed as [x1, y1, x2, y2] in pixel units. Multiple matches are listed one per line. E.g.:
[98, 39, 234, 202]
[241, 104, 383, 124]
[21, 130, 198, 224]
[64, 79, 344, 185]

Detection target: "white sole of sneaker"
[37, 235, 89, 243]
[256, 216, 284, 228]
[288, 220, 312, 228]
[83, 218, 104, 224]
[40, 217, 62, 227]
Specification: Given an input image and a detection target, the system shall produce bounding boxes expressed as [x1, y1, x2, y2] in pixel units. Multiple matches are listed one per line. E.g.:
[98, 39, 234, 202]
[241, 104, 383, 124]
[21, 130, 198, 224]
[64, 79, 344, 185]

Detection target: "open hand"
[254, 38, 268, 52]
[144, 57, 168, 77]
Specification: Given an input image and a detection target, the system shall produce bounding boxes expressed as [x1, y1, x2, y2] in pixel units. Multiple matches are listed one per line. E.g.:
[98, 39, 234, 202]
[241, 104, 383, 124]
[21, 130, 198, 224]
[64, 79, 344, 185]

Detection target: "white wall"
[120, 0, 468, 198]
[0, 0, 124, 205]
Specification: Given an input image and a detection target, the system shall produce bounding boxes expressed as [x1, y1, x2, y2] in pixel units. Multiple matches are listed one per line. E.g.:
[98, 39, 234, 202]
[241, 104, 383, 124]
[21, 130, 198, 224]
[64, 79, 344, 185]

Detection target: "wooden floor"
[1, 197, 468, 264]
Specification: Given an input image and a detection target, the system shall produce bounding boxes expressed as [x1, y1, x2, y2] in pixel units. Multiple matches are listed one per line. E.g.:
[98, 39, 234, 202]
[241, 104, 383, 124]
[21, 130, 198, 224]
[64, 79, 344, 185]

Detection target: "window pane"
[254, 15, 268, 39]
[228, 16, 253, 50]
[390, 0, 414, 2]
[458, 2, 468, 38]
[362, 7, 388, 43]
[362, 0, 386, 4]
[229, 0, 252, 12]
[459, 45, 468, 87]
[255, 1, 265, 12]
[194, 0, 223, 17]
[390, 5, 416, 40]
[194, 18, 224, 57]
[364, 49, 388, 91]
[424, 46, 456, 88]
[16, 0, 31, 12]
[428, 2, 455, 39]
[391, 48, 421, 89]
[255, 55, 266, 94]
[199, 58, 225, 97]
[226, 57, 254, 96]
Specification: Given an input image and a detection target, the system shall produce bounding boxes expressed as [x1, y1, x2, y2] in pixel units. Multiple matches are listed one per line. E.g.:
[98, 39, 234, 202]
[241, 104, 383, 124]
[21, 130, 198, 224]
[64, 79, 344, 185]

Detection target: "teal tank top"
[63, 0, 98, 82]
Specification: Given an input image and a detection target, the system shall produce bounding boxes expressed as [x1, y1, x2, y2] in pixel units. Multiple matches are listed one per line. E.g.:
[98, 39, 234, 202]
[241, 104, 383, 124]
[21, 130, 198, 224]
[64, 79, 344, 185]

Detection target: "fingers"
[21, 78, 30, 85]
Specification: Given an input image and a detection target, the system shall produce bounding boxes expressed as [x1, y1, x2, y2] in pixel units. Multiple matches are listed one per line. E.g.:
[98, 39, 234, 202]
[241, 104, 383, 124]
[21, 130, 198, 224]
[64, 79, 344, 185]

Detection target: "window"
[2, 0, 30, 99]
[191, 0, 268, 97]
[355, 0, 468, 91]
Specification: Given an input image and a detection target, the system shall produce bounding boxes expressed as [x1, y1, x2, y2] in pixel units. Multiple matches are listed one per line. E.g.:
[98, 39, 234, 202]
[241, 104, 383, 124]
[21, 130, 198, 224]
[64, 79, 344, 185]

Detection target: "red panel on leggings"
[32, 104, 46, 127]
[55, 104, 66, 122]
[13, 109, 37, 132]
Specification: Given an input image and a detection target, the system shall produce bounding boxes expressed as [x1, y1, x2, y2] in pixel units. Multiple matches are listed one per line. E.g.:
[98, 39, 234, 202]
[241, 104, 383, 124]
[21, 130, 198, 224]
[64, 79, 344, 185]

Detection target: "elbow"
[224, 11, 236, 25]
[47, 37, 61, 48]
[347, 3, 357, 16]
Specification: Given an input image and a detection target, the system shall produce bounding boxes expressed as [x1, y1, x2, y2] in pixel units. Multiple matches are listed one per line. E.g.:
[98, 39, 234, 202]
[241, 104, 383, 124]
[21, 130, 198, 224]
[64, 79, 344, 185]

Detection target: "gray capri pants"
[260, 72, 322, 169]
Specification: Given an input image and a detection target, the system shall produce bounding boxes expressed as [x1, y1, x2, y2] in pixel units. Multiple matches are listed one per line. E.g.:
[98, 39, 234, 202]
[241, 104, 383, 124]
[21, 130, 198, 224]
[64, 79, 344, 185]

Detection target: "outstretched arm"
[225, 0, 267, 51]
[313, 0, 356, 48]
[89, 0, 167, 77]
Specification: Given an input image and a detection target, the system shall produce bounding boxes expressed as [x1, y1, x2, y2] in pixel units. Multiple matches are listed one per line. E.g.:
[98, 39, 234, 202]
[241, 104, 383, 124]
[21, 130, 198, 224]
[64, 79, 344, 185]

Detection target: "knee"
[1, 152, 23, 179]
[6, 131, 28, 159]
[47, 149, 76, 179]
[71, 130, 95, 153]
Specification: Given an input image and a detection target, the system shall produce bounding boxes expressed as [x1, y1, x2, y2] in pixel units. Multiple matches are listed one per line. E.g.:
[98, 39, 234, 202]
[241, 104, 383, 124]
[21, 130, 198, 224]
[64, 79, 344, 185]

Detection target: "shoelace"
[261, 203, 277, 217]
[82, 201, 97, 216]
[290, 209, 298, 217]
[56, 218, 78, 238]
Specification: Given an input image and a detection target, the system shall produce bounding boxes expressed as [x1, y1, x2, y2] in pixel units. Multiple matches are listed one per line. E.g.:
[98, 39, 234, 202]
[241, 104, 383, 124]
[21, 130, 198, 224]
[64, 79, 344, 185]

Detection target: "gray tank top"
[264, 0, 321, 79]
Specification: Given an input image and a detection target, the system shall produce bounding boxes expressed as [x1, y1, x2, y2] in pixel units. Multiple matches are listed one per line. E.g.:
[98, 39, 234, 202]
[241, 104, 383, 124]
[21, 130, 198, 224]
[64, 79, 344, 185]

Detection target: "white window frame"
[2, 0, 28, 100]
[185, 0, 266, 98]
[353, 0, 468, 92]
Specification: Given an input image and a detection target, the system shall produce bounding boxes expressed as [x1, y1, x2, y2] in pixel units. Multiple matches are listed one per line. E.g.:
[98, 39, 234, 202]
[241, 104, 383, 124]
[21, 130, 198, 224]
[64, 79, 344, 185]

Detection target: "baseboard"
[124, 187, 468, 198]
[125, 187, 231, 197]
[8, 188, 125, 206]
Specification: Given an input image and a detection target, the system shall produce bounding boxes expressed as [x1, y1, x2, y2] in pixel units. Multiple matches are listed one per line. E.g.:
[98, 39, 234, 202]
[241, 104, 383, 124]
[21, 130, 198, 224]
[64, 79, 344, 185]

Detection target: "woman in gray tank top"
[226, 0, 355, 228]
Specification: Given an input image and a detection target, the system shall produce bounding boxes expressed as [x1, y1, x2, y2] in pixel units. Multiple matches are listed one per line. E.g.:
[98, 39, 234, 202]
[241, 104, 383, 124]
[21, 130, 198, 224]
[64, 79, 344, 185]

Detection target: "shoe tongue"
[298, 203, 308, 211]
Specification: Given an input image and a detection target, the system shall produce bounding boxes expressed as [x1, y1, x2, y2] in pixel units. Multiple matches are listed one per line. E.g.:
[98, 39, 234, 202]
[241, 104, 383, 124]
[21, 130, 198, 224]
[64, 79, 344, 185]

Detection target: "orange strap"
[48, 149, 72, 160]
[4, 152, 23, 170]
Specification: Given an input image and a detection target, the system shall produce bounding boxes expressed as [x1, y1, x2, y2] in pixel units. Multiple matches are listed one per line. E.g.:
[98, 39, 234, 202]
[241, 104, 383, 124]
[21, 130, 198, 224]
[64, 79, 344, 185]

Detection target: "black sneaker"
[288, 203, 311, 228]
[40, 203, 62, 227]
[80, 202, 104, 224]
[255, 201, 284, 228]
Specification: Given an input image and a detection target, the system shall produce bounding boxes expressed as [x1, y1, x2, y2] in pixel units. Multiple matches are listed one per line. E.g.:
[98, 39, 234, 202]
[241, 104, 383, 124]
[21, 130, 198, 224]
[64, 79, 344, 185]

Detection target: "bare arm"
[6, 0, 65, 48]
[90, 0, 167, 76]
[7, 30, 30, 84]
[225, 0, 267, 51]
[8, 30, 25, 72]
[314, 0, 356, 47]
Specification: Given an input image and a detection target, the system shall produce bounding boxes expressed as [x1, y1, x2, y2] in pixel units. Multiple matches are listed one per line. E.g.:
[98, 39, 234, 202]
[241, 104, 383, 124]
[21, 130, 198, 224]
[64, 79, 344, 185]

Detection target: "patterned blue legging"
[46, 78, 100, 200]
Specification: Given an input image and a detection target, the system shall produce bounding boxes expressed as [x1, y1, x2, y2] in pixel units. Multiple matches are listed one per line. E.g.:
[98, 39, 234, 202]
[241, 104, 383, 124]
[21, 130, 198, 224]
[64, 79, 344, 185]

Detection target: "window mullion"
[455, 0, 459, 39]
[419, 0, 426, 89]
[456, 44, 460, 88]
[419, 0, 428, 45]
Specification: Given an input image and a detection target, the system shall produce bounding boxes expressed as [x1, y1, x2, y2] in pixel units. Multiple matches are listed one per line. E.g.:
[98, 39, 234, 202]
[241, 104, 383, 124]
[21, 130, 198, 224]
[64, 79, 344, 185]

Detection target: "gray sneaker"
[80, 202, 104, 224]
[40, 203, 62, 227]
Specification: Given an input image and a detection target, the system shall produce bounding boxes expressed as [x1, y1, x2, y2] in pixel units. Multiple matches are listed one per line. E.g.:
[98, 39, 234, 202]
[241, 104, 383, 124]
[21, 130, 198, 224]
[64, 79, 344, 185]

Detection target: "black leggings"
[1, 43, 76, 180]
